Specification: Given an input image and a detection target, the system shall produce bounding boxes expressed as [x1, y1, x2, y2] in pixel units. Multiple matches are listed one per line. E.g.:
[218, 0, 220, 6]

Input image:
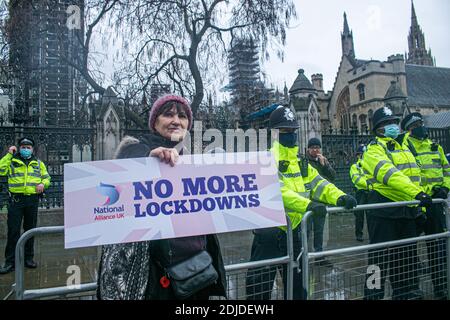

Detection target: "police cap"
[371, 106, 400, 131]
[18, 137, 35, 147]
[401, 112, 423, 131]
[269, 106, 300, 129]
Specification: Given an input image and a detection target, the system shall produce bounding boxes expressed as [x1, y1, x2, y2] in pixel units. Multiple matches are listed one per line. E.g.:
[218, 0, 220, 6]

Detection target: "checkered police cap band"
[404, 115, 422, 130]
[19, 138, 34, 146]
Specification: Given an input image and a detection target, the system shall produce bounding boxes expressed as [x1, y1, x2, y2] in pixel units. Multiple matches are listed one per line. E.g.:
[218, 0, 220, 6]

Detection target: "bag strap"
[407, 140, 418, 157]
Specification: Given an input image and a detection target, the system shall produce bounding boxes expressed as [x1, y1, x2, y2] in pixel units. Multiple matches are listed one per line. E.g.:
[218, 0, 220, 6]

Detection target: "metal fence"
[301, 199, 450, 300]
[428, 128, 450, 153]
[0, 125, 96, 210]
[10, 221, 295, 300]
[1, 127, 447, 211]
[4, 200, 450, 300]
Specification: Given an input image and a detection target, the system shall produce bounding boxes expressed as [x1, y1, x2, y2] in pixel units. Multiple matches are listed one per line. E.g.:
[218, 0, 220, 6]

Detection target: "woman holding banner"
[97, 94, 226, 300]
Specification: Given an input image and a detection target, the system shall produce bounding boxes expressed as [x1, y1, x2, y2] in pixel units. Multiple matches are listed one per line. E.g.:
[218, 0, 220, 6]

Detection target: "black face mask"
[411, 126, 428, 139]
[279, 132, 298, 147]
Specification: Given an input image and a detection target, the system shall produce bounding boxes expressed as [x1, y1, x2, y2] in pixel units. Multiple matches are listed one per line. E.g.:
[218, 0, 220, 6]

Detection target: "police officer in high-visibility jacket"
[246, 106, 357, 300]
[401, 112, 449, 299]
[0, 138, 51, 274]
[361, 106, 432, 300]
[350, 144, 372, 242]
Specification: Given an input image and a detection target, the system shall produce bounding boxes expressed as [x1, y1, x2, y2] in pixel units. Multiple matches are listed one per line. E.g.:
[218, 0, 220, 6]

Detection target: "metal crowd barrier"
[10, 200, 449, 300]
[300, 199, 450, 300]
[12, 219, 295, 300]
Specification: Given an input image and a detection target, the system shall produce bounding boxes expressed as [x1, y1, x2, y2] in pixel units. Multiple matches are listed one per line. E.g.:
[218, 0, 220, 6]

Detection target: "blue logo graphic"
[96, 182, 120, 206]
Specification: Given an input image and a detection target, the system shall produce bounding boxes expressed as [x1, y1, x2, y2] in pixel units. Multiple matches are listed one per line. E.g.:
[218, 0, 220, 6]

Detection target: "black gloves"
[337, 195, 358, 209]
[306, 201, 327, 217]
[432, 187, 449, 199]
[415, 208, 428, 226]
[415, 192, 433, 208]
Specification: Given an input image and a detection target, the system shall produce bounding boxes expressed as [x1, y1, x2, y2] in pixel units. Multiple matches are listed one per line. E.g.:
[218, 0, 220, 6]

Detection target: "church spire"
[406, 1, 435, 66]
[411, 0, 417, 26]
[343, 12, 350, 35]
[341, 12, 355, 58]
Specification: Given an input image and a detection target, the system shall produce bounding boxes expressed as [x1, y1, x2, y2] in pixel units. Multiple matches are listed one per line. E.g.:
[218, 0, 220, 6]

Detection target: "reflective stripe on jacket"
[350, 159, 374, 191]
[361, 136, 423, 202]
[270, 141, 346, 231]
[0, 153, 51, 195]
[405, 134, 450, 195]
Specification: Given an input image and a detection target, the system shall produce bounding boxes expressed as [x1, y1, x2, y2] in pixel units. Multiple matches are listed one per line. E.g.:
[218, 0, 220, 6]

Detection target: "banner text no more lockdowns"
[133, 174, 261, 217]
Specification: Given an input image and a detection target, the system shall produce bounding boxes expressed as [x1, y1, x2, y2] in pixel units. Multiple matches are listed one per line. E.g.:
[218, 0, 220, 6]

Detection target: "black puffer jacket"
[306, 153, 336, 182]
[97, 132, 227, 300]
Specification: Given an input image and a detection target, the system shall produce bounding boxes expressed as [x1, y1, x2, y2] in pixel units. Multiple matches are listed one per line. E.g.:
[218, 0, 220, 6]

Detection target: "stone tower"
[8, 0, 86, 126]
[384, 80, 408, 117]
[406, 1, 435, 66]
[341, 12, 355, 58]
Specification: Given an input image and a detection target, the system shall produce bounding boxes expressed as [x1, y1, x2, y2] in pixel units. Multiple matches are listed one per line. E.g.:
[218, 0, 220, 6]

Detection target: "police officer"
[350, 144, 372, 242]
[361, 106, 432, 300]
[401, 112, 449, 299]
[246, 106, 357, 300]
[0, 137, 51, 274]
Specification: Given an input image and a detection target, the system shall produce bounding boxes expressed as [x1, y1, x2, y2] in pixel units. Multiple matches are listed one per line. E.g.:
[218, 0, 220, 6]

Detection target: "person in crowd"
[0, 137, 51, 274]
[305, 137, 336, 265]
[306, 138, 336, 182]
[401, 112, 449, 300]
[362, 106, 432, 300]
[97, 94, 226, 300]
[246, 106, 357, 300]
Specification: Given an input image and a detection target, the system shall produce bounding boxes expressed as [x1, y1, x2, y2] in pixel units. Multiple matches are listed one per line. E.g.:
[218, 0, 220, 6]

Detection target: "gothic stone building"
[320, 3, 450, 133]
[289, 69, 327, 152]
[245, 2, 450, 152]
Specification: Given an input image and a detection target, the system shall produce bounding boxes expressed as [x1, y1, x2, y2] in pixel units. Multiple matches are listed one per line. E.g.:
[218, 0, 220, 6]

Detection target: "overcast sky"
[97, 0, 450, 99]
[262, 0, 450, 93]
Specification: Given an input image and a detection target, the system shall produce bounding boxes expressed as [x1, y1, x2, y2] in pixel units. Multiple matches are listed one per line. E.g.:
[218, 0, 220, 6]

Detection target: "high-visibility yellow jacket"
[0, 153, 51, 195]
[350, 159, 374, 191]
[404, 133, 450, 195]
[361, 136, 424, 202]
[270, 140, 346, 230]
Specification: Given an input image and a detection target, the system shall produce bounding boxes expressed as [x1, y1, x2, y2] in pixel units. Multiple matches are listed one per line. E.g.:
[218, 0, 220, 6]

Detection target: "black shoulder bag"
[165, 250, 218, 299]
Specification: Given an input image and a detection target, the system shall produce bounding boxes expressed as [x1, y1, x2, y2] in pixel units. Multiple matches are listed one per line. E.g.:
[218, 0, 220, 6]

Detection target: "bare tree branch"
[108, 0, 297, 117]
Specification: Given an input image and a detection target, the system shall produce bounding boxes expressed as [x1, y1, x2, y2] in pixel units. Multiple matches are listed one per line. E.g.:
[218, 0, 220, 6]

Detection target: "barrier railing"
[12, 219, 295, 300]
[300, 199, 450, 300]
[10, 200, 449, 300]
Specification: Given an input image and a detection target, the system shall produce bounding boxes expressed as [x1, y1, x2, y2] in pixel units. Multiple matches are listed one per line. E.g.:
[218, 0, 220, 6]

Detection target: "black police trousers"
[354, 189, 368, 239]
[364, 191, 420, 300]
[416, 202, 448, 299]
[307, 210, 326, 252]
[4, 194, 39, 266]
[246, 226, 305, 300]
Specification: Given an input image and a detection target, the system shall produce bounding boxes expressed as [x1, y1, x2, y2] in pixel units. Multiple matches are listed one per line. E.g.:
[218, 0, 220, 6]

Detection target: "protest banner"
[64, 151, 285, 248]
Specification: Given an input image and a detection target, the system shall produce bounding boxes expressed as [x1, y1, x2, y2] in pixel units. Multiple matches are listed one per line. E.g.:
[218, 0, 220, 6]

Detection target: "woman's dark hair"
[155, 101, 187, 118]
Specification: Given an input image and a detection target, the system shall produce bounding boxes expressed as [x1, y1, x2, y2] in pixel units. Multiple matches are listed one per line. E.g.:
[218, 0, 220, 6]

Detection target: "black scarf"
[140, 132, 186, 155]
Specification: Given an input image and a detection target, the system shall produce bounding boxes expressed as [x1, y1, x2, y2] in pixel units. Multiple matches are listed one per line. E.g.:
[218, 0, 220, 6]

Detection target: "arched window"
[337, 87, 350, 132]
[368, 109, 374, 131]
[357, 83, 365, 101]
[308, 100, 319, 132]
[359, 114, 368, 133]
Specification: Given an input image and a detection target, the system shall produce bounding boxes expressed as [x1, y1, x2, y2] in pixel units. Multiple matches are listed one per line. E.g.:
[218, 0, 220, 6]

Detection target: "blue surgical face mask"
[19, 148, 32, 159]
[384, 124, 400, 139]
[279, 132, 298, 147]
